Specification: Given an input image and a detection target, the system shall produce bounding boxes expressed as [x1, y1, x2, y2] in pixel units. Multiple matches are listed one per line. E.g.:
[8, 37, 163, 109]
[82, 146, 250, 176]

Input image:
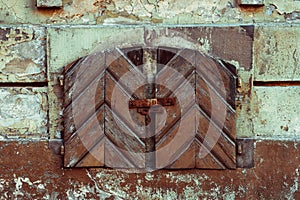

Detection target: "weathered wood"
[167, 142, 196, 169]
[104, 49, 148, 168]
[75, 140, 105, 167]
[105, 105, 146, 169]
[195, 141, 226, 169]
[105, 139, 138, 169]
[155, 74, 195, 143]
[64, 53, 105, 107]
[64, 106, 105, 167]
[105, 72, 146, 136]
[157, 46, 179, 66]
[156, 49, 195, 97]
[195, 74, 236, 140]
[64, 47, 237, 169]
[156, 106, 196, 169]
[196, 106, 236, 169]
[123, 47, 144, 67]
[196, 52, 237, 108]
[64, 75, 104, 141]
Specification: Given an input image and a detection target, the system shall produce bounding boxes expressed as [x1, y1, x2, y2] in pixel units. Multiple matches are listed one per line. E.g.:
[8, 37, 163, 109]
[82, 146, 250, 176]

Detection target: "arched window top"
[63, 46, 237, 171]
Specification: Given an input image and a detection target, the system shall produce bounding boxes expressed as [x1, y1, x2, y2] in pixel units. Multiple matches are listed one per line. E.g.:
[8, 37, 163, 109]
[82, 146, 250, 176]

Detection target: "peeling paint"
[253, 87, 300, 139]
[254, 25, 300, 81]
[0, 26, 46, 82]
[0, 0, 299, 24]
[285, 167, 300, 199]
[0, 88, 48, 139]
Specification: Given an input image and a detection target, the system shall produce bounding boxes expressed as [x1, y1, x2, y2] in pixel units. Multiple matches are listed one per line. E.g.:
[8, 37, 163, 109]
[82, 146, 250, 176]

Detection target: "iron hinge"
[58, 75, 64, 87]
[236, 138, 254, 168]
[49, 139, 64, 156]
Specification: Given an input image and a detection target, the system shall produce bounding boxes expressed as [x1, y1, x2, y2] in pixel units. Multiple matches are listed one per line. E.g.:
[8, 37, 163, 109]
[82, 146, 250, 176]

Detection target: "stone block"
[211, 26, 254, 71]
[37, 0, 62, 7]
[0, 87, 48, 139]
[0, 26, 46, 82]
[254, 25, 300, 81]
[144, 27, 212, 53]
[252, 86, 300, 139]
[47, 27, 145, 73]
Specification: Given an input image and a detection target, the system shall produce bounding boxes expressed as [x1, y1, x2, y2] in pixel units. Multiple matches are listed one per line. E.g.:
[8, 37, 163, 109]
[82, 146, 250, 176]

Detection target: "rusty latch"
[129, 97, 176, 116]
[129, 98, 176, 109]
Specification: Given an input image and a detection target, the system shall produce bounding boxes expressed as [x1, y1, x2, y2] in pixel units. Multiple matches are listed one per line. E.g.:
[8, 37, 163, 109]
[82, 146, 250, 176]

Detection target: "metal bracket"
[236, 139, 254, 168]
[129, 97, 176, 125]
[129, 97, 176, 115]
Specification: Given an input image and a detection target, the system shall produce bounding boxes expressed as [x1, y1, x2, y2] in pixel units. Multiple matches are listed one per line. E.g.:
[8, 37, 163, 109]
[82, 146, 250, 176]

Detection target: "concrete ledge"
[0, 140, 298, 198]
[37, 0, 62, 8]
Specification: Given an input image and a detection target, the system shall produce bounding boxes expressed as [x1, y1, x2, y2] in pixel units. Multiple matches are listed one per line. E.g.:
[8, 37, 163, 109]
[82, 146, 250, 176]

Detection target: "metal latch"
[129, 97, 176, 124]
[129, 97, 176, 115]
[129, 98, 175, 109]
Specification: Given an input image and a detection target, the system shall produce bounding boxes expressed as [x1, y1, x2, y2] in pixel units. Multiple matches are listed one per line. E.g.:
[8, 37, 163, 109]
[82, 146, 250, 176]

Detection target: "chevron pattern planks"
[63, 47, 237, 169]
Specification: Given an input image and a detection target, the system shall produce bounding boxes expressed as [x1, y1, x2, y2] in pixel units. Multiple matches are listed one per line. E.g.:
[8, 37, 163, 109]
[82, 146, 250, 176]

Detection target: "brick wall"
[0, 0, 299, 198]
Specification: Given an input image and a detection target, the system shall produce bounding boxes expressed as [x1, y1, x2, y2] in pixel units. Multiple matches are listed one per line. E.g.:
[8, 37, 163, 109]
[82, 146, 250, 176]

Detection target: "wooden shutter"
[63, 47, 237, 169]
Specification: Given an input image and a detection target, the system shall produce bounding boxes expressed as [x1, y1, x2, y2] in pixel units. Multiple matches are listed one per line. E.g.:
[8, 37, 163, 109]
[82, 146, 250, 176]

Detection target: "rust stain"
[280, 125, 289, 132]
[238, 5, 264, 13]
[34, 8, 60, 17]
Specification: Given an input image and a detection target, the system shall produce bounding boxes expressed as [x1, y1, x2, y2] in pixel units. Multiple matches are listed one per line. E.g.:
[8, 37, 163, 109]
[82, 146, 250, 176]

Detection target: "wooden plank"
[105, 105, 146, 168]
[195, 141, 226, 169]
[64, 106, 105, 167]
[104, 140, 138, 169]
[196, 52, 236, 108]
[157, 46, 179, 66]
[105, 49, 148, 169]
[122, 47, 144, 67]
[106, 49, 144, 82]
[166, 142, 195, 169]
[195, 73, 236, 140]
[64, 53, 106, 107]
[155, 74, 195, 143]
[196, 106, 236, 169]
[156, 49, 195, 97]
[155, 106, 196, 169]
[64, 74, 104, 141]
[105, 72, 146, 136]
[75, 141, 105, 167]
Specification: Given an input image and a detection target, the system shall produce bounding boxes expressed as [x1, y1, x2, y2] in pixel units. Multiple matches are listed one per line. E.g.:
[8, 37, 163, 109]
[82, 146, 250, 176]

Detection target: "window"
[63, 46, 237, 170]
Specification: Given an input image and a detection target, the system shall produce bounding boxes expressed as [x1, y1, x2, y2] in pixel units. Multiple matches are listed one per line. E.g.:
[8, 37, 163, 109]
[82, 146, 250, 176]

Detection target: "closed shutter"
[63, 47, 237, 169]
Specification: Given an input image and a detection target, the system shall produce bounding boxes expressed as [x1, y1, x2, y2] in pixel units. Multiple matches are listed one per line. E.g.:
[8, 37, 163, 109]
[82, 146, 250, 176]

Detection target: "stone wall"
[0, 0, 299, 198]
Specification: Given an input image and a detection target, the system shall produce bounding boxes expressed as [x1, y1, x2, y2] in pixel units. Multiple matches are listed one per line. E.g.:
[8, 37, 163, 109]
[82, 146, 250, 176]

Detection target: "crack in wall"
[86, 169, 118, 199]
